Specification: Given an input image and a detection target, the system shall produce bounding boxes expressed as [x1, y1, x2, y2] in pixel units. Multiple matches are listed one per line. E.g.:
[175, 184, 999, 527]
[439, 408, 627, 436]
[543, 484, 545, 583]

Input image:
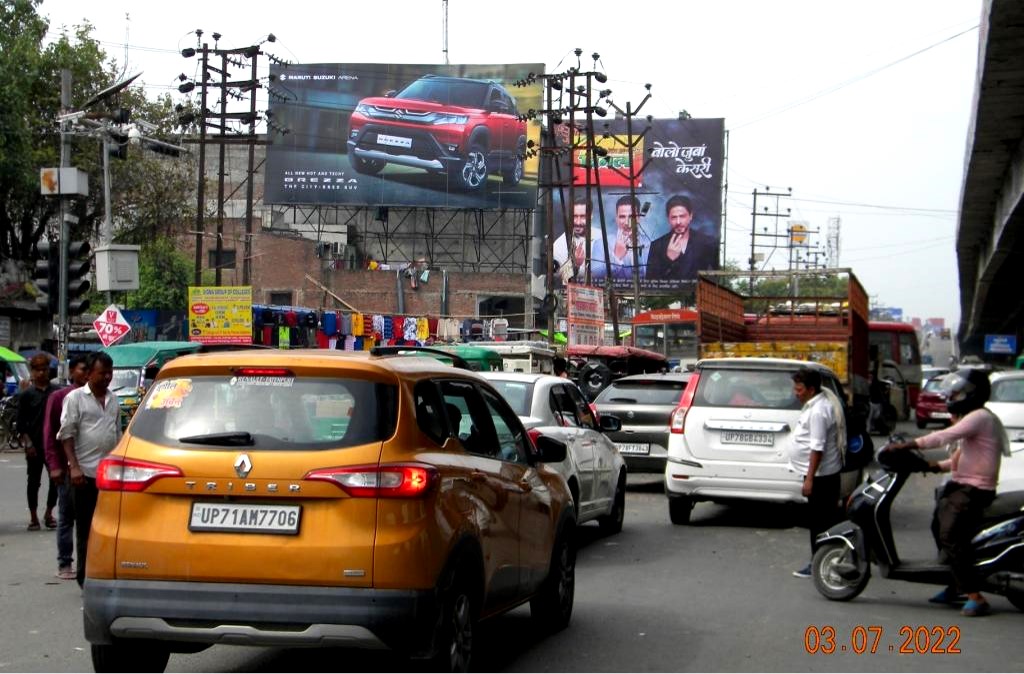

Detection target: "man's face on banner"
[572, 203, 589, 236]
[668, 205, 693, 237]
[616, 203, 635, 237]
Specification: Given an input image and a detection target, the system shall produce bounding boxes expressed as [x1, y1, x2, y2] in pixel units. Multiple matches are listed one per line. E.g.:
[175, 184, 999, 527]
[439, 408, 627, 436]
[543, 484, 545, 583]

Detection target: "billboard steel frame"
[271, 205, 534, 274]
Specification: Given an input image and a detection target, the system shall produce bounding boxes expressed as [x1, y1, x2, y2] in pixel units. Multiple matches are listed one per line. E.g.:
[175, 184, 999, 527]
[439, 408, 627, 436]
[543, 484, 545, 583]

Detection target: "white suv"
[664, 358, 865, 524]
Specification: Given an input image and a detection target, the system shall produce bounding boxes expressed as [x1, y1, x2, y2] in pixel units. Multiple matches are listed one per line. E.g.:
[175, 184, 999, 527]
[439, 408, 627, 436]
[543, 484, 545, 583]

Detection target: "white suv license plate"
[377, 133, 412, 149]
[721, 431, 774, 447]
[616, 442, 651, 455]
[189, 503, 301, 535]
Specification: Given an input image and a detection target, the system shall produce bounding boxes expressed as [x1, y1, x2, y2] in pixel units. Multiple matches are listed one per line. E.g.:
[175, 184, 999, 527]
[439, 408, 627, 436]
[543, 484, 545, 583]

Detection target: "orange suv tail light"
[305, 464, 438, 498]
[670, 373, 700, 434]
[96, 456, 183, 492]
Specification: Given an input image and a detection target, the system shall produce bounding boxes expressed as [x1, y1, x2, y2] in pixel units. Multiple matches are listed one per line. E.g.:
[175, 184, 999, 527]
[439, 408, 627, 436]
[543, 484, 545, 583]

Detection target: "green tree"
[0, 0, 107, 262]
[127, 237, 192, 310]
[1, 0, 195, 268]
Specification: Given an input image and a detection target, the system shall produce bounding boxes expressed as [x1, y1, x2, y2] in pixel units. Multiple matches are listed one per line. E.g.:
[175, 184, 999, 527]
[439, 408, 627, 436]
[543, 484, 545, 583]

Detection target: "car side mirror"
[599, 414, 622, 432]
[533, 434, 567, 463]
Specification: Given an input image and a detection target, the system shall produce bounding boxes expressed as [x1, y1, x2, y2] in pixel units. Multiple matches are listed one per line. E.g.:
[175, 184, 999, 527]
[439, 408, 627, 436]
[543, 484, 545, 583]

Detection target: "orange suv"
[82, 348, 576, 672]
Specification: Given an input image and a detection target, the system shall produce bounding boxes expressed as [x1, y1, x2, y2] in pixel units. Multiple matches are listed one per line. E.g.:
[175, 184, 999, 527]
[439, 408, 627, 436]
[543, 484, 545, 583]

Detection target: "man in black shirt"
[17, 353, 57, 531]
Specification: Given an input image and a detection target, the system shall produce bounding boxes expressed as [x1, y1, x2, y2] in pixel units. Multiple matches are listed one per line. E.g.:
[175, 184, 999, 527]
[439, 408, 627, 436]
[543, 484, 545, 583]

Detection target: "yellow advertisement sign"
[700, 341, 849, 383]
[188, 286, 253, 345]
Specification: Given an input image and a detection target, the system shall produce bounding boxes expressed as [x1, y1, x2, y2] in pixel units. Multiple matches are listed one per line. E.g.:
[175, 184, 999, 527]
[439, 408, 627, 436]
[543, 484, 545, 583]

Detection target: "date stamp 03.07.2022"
[804, 625, 961, 655]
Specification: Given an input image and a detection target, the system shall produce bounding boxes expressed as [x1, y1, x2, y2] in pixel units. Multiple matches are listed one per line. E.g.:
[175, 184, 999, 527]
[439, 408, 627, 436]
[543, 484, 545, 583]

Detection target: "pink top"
[915, 408, 1008, 491]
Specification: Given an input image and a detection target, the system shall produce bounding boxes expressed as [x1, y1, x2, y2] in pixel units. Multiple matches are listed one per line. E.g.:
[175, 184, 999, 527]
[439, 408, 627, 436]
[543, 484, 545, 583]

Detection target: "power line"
[791, 196, 956, 214]
[730, 24, 979, 130]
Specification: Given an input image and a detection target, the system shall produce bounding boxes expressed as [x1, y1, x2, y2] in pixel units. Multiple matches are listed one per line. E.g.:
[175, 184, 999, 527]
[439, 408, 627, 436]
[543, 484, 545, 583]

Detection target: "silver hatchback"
[592, 373, 692, 473]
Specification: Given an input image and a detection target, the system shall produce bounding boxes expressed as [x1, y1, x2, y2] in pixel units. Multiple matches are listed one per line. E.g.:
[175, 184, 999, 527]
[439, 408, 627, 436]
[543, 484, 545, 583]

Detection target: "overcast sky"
[39, 0, 982, 325]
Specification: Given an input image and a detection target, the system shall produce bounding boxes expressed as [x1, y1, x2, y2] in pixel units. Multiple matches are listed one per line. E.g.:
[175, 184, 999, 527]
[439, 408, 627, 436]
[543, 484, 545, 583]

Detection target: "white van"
[664, 357, 864, 524]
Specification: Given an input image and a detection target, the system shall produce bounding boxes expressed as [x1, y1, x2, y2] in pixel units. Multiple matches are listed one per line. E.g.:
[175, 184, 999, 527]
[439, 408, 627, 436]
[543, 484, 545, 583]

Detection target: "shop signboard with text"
[188, 286, 253, 345]
[567, 284, 605, 347]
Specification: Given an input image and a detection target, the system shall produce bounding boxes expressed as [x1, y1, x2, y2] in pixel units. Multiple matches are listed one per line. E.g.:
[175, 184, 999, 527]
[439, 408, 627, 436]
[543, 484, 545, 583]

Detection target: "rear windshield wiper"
[178, 432, 254, 446]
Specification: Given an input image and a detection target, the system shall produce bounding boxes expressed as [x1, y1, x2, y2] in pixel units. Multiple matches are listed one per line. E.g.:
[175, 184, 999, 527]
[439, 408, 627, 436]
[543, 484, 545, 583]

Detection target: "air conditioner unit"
[331, 242, 345, 257]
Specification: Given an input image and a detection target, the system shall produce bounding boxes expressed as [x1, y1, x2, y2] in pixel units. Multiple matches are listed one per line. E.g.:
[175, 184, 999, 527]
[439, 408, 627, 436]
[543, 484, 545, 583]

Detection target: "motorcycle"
[811, 439, 1024, 609]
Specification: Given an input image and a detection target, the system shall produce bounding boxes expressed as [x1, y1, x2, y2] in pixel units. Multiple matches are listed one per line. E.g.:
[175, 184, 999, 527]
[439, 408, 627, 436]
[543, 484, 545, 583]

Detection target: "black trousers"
[71, 478, 99, 587]
[808, 472, 842, 553]
[26, 449, 57, 515]
[932, 481, 995, 594]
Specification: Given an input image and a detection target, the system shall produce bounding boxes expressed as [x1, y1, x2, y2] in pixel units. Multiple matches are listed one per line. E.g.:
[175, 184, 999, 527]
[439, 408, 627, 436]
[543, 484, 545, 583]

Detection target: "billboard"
[188, 286, 253, 345]
[265, 63, 544, 209]
[550, 118, 724, 293]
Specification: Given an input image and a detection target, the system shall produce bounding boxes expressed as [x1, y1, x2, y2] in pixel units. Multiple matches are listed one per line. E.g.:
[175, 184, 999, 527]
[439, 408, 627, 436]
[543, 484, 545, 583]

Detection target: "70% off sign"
[93, 305, 132, 347]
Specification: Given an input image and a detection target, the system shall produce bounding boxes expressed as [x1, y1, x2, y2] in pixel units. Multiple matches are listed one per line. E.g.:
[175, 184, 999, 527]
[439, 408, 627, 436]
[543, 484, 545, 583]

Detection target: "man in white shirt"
[787, 366, 843, 578]
[552, 196, 602, 285]
[57, 352, 121, 586]
[591, 195, 649, 280]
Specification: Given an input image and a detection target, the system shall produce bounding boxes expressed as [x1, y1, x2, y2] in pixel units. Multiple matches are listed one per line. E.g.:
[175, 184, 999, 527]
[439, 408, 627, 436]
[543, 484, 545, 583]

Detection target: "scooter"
[811, 439, 1024, 609]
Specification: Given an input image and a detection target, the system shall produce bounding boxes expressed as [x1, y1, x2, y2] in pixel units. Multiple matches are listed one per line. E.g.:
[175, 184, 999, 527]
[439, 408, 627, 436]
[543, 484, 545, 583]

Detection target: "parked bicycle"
[0, 395, 23, 450]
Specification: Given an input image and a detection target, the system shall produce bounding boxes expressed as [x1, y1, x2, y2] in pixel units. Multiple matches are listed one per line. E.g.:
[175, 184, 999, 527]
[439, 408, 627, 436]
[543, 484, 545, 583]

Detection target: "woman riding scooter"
[889, 368, 1010, 616]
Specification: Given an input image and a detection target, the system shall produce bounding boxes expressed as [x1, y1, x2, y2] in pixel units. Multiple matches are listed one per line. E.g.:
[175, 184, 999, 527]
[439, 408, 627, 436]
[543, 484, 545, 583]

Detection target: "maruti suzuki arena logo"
[234, 453, 253, 478]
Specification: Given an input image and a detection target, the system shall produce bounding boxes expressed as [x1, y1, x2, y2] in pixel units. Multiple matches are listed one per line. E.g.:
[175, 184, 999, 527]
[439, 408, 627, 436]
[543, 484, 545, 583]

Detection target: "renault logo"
[234, 454, 253, 478]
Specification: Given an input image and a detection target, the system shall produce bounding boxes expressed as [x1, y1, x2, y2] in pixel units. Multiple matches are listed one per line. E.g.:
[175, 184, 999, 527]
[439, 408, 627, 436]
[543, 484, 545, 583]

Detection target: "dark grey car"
[592, 373, 692, 473]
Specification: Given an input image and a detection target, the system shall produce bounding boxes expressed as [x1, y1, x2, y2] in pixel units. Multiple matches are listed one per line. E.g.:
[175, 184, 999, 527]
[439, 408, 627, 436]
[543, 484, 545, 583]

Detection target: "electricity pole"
[748, 186, 792, 293]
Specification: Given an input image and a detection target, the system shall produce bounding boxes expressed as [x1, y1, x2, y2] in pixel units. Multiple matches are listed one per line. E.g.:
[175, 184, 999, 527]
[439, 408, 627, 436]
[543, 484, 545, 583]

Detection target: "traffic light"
[32, 240, 59, 315]
[67, 240, 92, 316]
[141, 138, 183, 157]
[108, 108, 130, 160]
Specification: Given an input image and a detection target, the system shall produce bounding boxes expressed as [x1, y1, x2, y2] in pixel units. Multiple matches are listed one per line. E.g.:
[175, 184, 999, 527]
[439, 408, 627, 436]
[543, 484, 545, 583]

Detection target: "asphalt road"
[0, 422, 1020, 672]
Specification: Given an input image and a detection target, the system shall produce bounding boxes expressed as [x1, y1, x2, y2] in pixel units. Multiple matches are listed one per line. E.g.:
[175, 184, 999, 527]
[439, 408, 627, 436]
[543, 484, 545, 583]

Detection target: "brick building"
[176, 140, 537, 327]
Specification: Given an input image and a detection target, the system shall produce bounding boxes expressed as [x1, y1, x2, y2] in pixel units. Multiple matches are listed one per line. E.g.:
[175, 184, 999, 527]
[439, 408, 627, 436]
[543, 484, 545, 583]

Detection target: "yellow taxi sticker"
[145, 379, 194, 410]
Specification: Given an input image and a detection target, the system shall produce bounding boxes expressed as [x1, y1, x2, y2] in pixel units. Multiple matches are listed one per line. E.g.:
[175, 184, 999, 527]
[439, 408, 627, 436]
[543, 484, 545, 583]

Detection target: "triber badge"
[234, 453, 253, 478]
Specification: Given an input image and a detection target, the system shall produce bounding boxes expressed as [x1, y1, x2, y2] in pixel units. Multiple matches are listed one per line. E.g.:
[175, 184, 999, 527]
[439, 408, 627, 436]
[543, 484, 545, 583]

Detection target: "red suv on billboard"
[347, 75, 527, 191]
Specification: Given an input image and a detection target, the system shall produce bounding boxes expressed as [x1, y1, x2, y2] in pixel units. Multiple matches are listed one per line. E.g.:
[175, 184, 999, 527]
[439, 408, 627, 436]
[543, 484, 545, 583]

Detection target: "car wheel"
[598, 473, 626, 534]
[502, 138, 525, 185]
[1006, 591, 1024, 612]
[351, 155, 385, 175]
[91, 640, 170, 673]
[530, 525, 575, 633]
[812, 541, 869, 601]
[578, 361, 613, 401]
[428, 559, 477, 673]
[668, 496, 693, 525]
[915, 419, 927, 429]
[451, 142, 488, 191]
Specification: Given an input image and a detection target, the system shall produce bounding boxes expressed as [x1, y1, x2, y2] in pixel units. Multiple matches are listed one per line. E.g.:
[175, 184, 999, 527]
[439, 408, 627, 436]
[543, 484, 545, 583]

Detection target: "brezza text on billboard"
[265, 63, 544, 210]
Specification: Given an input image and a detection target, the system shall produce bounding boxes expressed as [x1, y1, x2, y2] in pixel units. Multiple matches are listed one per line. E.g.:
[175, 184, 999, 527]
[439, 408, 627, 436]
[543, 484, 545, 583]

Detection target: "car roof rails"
[370, 345, 472, 372]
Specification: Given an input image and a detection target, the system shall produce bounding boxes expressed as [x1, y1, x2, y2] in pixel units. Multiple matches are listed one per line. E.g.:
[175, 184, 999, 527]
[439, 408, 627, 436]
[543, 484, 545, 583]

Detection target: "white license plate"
[616, 442, 650, 455]
[377, 133, 412, 149]
[721, 431, 774, 447]
[931, 412, 952, 419]
[189, 503, 301, 535]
